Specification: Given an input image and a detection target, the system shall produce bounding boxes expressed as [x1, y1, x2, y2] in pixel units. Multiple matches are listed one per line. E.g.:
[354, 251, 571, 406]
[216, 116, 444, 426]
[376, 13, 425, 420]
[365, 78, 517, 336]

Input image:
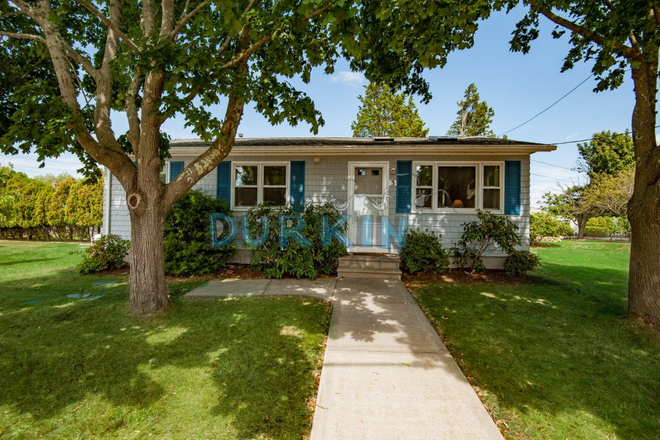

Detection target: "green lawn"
[411, 240, 659, 439]
[0, 240, 330, 439]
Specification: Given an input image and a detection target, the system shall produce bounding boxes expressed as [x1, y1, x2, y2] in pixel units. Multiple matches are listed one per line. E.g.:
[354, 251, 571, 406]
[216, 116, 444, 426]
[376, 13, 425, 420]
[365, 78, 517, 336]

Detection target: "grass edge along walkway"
[0, 240, 330, 439]
[408, 241, 659, 440]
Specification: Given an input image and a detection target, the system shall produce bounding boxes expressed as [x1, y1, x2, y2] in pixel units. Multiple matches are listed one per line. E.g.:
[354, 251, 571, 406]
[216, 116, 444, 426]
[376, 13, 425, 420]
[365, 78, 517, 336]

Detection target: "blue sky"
[0, 7, 642, 207]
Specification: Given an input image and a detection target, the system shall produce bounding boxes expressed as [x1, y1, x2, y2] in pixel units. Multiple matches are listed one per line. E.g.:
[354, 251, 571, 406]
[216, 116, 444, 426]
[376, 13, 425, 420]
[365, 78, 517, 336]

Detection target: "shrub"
[164, 190, 236, 276]
[613, 216, 631, 235]
[452, 210, 523, 272]
[530, 212, 573, 243]
[503, 250, 540, 277]
[77, 234, 130, 274]
[586, 216, 616, 236]
[246, 202, 347, 279]
[400, 229, 449, 274]
[584, 226, 610, 237]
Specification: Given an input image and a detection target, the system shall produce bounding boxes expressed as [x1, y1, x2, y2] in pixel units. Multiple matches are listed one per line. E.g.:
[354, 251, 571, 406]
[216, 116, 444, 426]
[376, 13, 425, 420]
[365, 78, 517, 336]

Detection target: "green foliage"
[164, 190, 236, 277]
[0, 0, 499, 175]
[584, 226, 610, 237]
[503, 250, 540, 277]
[577, 131, 635, 178]
[400, 229, 449, 274]
[583, 168, 634, 218]
[446, 83, 495, 137]
[351, 83, 429, 137]
[613, 216, 631, 235]
[246, 202, 347, 279]
[509, 2, 655, 93]
[77, 234, 130, 274]
[0, 170, 103, 240]
[452, 210, 523, 272]
[584, 216, 625, 237]
[530, 212, 573, 243]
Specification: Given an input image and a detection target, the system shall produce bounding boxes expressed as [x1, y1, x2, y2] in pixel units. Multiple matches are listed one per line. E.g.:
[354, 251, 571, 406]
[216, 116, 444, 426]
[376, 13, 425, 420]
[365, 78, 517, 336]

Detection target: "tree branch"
[170, 0, 210, 39]
[93, 0, 125, 153]
[213, 0, 258, 60]
[32, 0, 133, 187]
[142, 0, 156, 35]
[528, 0, 639, 60]
[160, 0, 175, 37]
[125, 70, 142, 153]
[162, 21, 252, 210]
[0, 30, 45, 43]
[76, 0, 138, 52]
[220, 3, 331, 70]
[601, 0, 617, 11]
[653, 3, 660, 25]
[0, 11, 24, 19]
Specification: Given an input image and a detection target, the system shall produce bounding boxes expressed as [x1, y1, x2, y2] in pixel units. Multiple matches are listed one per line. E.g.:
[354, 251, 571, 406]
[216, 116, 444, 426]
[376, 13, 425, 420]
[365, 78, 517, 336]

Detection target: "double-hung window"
[412, 162, 504, 212]
[233, 163, 289, 208]
[414, 164, 434, 208]
[482, 164, 502, 210]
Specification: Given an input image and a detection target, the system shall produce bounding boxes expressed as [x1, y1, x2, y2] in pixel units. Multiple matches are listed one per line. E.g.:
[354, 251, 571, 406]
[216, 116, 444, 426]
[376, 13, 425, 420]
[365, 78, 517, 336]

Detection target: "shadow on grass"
[0, 257, 59, 267]
[0, 269, 329, 439]
[415, 263, 659, 439]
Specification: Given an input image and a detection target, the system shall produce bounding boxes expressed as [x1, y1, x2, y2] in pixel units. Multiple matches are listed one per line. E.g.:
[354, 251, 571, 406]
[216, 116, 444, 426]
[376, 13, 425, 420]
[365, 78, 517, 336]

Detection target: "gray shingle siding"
[104, 153, 531, 256]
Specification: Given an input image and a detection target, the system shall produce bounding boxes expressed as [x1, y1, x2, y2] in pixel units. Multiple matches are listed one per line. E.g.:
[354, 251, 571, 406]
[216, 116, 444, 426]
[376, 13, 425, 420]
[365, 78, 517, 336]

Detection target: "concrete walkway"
[185, 278, 502, 440]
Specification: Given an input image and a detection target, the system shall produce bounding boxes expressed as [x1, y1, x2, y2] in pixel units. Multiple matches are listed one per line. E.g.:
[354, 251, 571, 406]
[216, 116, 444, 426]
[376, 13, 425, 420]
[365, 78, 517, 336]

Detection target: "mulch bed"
[402, 269, 530, 291]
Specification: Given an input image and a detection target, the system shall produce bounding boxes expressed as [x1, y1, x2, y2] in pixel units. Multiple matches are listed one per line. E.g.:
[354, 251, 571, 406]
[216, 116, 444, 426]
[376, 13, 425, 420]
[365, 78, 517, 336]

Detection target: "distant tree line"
[0, 164, 103, 241]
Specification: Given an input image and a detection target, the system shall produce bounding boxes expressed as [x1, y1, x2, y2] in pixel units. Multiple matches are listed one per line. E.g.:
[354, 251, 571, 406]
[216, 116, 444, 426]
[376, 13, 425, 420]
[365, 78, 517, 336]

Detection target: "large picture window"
[233, 163, 289, 208]
[412, 162, 504, 212]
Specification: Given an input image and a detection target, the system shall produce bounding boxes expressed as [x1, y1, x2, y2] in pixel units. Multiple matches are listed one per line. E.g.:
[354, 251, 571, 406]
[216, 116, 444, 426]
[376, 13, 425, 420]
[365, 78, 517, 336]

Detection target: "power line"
[550, 137, 593, 145]
[547, 125, 659, 145]
[501, 73, 594, 136]
[530, 172, 576, 182]
[531, 159, 576, 171]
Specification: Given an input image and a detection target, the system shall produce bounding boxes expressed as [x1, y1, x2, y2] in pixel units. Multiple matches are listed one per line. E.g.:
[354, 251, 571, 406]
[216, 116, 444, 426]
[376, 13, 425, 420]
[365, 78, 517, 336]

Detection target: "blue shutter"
[290, 161, 305, 212]
[505, 160, 521, 215]
[169, 161, 184, 182]
[217, 161, 231, 205]
[396, 160, 412, 214]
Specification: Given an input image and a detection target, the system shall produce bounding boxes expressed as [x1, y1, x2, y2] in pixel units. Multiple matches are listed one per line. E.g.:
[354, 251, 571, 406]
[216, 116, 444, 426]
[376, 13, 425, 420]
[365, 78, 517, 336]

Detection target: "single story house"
[103, 136, 556, 267]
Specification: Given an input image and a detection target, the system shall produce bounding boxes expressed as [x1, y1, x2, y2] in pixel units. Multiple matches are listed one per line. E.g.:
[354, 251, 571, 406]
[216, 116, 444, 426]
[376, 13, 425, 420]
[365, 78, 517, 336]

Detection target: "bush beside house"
[164, 190, 236, 276]
[245, 202, 347, 279]
[400, 229, 449, 274]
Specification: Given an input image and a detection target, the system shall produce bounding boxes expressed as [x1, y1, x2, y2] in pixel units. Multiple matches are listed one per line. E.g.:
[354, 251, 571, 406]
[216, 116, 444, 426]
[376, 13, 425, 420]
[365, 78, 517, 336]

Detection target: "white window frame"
[411, 161, 504, 214]
[413, 162, 436, 210]
[231, 162, 290, 210]
[482, 163, 504, 212]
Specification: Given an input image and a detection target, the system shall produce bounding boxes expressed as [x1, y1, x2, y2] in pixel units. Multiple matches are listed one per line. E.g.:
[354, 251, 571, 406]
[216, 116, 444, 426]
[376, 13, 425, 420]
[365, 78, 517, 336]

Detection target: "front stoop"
[337, 254, 402, 280]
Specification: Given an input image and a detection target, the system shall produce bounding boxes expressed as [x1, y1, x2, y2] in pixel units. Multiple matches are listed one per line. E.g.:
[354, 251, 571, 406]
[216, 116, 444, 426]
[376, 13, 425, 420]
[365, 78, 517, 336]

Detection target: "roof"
[168, 136, 557, 156]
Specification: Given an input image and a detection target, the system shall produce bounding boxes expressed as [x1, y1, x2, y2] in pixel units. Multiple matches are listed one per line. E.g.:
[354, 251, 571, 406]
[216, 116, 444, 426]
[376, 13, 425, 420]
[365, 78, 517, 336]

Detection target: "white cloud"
[330, 71, 366, 87]
[563, 132, 580, 141]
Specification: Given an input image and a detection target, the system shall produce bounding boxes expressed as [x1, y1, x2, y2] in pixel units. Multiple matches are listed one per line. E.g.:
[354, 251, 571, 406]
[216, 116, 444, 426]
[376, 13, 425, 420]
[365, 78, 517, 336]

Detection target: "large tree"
[577, 130, 635, 179]
[351, 82, 429, 137]
[446, 83, 495, 137]
[509, 1, 660, 324]
[583, 169, 635, 219]
[0, 0, 497, 315]
[542, 185, 600, 239]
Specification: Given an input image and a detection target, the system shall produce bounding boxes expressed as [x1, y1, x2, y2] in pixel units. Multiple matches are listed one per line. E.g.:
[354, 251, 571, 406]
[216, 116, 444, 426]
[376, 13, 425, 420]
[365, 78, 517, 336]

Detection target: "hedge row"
[0, 164, 103, 240]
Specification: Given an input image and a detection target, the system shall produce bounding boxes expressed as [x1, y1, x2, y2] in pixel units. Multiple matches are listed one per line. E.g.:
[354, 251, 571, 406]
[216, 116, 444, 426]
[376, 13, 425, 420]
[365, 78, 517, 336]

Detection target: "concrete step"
[337, 254, 402, 280]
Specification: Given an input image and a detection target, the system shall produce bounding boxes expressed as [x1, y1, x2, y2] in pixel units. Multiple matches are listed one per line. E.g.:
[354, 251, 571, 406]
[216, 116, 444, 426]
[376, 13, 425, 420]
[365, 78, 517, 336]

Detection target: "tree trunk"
[128, 195, 169, 315]
[576, 215, 588, 239]
[627, 61, 660, 325]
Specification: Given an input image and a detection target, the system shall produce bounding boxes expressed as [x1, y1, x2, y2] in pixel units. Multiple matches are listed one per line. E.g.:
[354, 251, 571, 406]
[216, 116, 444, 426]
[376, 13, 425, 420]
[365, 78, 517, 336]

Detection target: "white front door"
[348, 162, 389, 253]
